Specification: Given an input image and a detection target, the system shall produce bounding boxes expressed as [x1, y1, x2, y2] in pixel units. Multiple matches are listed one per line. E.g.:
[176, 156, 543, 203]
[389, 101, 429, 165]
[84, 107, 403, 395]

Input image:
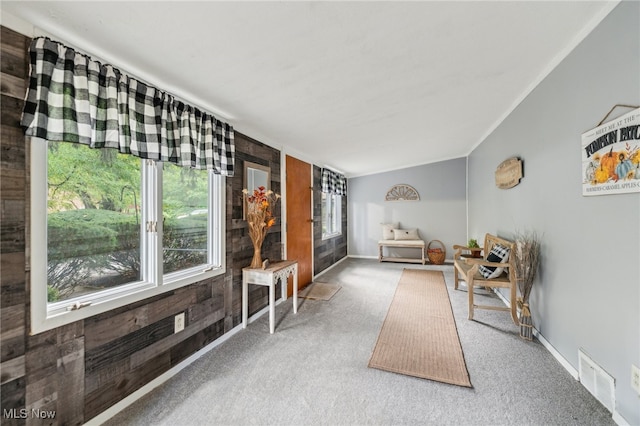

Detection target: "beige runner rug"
[368, 269, 472, 387]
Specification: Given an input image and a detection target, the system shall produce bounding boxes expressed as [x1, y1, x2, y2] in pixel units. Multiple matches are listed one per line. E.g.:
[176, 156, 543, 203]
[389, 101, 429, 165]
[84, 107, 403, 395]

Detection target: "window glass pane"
[331, 195, 338, 234]
[322, 193, 342, 239]
[47, 142, 141, 303]
[162, 163, 209, 274]
[321, 192, 328, 236]
[332, 194, 341, 235]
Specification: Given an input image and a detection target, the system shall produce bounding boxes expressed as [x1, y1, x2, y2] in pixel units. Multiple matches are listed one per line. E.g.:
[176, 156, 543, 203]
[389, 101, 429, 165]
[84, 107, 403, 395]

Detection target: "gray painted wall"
[348, 157, 467, 261]
[467, 2, 639, 424]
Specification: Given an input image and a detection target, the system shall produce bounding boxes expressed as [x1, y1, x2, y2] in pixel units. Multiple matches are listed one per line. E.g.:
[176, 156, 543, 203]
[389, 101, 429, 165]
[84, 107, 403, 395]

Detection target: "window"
[31, 140, 225, 333]
[162, 163, 210, 275]
[322, 192, 342, 239]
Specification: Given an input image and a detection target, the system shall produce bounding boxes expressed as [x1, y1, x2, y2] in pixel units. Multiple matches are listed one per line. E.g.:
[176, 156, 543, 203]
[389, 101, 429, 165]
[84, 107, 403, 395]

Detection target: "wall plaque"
[582, 107, 640, 196]
[495, 157, 523, 189]
[385, 184, 419, 201]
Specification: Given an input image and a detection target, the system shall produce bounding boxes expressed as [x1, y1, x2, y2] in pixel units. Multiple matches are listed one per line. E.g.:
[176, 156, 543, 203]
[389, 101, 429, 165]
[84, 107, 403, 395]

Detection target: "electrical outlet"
[174, 312, 185, 333]
[632, 364, 640, 395]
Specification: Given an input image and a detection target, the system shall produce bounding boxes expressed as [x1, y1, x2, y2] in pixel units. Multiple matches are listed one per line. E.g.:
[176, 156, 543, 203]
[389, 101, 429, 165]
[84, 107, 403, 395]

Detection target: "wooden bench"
[378, 239, 426, 265]
[453, 234, 518, 324]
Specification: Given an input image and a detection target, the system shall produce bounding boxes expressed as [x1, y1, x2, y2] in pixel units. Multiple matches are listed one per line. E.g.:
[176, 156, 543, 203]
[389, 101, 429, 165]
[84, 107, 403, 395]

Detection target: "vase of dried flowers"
[243, 186, 280, 268]
[514, 230, 541, 341]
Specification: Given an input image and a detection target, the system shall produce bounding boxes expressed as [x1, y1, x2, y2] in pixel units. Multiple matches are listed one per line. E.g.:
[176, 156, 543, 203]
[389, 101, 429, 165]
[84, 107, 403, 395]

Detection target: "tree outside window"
[43, 141, 221, 310]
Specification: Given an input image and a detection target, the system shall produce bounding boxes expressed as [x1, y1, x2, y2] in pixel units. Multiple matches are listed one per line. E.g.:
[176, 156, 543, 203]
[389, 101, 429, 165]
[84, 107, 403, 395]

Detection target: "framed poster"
[582, 107, 640, 196]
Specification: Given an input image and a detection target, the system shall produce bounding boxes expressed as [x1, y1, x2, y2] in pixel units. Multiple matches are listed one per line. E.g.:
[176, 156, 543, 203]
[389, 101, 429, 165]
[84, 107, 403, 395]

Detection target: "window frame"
[30, 139, 226, 334]
[321, 192, 342, 240]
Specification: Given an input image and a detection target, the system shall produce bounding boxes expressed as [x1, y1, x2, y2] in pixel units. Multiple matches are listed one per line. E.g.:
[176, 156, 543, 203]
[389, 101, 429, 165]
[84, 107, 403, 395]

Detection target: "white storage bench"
[378, 239, 426, 265]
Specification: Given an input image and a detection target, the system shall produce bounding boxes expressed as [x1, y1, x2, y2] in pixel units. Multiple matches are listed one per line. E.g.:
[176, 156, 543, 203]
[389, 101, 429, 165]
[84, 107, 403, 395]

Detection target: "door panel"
[285, 155, 312, 296]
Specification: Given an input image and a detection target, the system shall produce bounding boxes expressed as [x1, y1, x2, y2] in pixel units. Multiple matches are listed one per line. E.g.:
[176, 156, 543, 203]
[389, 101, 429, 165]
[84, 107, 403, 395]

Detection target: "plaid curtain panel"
[21, 37, 235, 175]
[321, 168, 347, 195]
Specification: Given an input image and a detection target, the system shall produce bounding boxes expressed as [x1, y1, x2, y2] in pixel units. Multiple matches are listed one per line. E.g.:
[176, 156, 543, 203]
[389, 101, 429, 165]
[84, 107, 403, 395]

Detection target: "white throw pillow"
[381, 222, 399, 240]
[393, 228, 419, 240]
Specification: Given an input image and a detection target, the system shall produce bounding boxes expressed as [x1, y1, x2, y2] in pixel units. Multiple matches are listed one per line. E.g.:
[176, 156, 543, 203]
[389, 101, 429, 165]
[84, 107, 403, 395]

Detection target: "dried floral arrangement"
[514, 230, 541, 340]
[514, 230, 541, 302]
[243, 186, 280, 268]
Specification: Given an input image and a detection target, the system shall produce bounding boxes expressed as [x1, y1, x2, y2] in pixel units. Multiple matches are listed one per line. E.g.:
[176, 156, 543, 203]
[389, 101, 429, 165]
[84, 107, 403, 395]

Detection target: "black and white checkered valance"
[321, 168, 347, 196]
[21, 37, 235, 175]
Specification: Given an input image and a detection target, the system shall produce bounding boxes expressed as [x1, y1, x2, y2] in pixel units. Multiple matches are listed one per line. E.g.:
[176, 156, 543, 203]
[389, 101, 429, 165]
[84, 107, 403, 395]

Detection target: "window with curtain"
[322, 192, 342, 239]
[321, 168, 347, 196]
[22, 37, 233, 333]
[321, 168, 346, 239]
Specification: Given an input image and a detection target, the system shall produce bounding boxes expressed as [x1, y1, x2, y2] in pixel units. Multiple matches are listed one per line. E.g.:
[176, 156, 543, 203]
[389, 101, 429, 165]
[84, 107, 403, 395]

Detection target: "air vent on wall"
[578, 349, 615, 413]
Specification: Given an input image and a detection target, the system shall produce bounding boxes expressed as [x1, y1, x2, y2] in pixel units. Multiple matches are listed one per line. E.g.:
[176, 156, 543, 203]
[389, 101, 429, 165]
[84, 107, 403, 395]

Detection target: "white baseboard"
[533, 329, 578, 379]
[492, 288, 579, 379]
[492, 289, 630, 426]
[347, 254, 377, 260]
[347, 254, 454, 264]
[88, 253, 354, 425]
[613, 411, 631, 426]
[87, 268, 631, 426]
[314, 255, 349, 279]
[85, 303, 276, 425]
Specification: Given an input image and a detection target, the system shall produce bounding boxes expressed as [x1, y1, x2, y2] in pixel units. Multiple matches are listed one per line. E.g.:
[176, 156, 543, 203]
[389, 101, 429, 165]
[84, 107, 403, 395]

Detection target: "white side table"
[242, 260, 298, 334]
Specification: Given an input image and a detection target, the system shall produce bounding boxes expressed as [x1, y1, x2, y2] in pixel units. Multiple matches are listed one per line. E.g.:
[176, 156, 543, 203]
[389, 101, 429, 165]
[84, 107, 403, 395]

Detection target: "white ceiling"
[1, 1, 617, 177]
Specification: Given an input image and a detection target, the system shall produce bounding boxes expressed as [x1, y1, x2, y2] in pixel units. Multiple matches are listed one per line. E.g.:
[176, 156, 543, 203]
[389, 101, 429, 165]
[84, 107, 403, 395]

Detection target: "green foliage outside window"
[47, 142, 209, 302]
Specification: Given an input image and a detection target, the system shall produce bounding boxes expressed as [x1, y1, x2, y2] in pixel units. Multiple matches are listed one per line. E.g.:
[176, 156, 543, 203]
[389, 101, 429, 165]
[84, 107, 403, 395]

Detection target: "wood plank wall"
[1, 25, 29, 426]
[230, 132, 283, 324]
[0, 26, 293, 424]
[312, 166, 348, 275]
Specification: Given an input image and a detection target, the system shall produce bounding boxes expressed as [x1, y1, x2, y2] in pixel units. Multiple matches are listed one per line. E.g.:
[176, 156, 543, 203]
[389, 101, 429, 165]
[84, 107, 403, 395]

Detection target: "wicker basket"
[427, 240, 446, 265]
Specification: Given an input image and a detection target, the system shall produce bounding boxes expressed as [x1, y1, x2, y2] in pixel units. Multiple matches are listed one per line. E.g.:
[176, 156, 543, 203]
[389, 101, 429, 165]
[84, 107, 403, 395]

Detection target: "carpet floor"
[102, 259, 615, 426]
[369, 269, 471, 387]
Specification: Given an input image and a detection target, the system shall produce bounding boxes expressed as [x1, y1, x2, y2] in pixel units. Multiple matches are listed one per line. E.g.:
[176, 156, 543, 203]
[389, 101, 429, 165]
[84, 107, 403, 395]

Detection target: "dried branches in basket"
[514, 230, 541, 341]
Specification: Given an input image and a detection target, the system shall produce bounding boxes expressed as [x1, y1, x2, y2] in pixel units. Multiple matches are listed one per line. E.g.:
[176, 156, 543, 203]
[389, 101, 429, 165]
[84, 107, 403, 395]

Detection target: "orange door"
[285, 155, 313, 296]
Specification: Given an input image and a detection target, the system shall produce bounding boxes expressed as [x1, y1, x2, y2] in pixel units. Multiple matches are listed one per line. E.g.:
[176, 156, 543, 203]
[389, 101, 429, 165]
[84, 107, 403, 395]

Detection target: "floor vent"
[578, 349, 615, 412]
